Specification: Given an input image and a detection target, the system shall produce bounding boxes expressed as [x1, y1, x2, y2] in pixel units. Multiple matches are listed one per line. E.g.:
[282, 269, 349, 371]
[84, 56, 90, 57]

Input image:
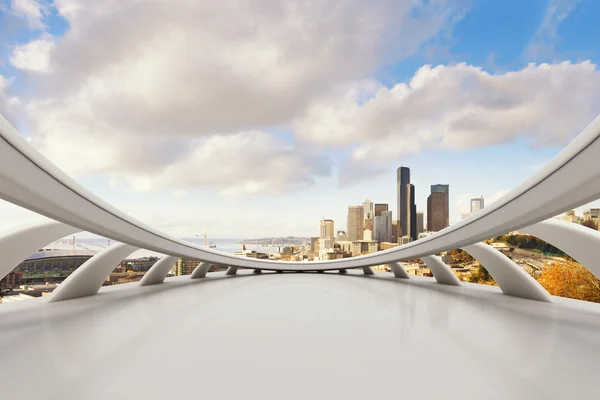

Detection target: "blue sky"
[1, 0, 600, 238]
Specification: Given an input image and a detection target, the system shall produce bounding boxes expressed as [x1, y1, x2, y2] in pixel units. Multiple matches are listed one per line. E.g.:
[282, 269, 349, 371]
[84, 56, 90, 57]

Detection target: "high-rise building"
[470, 196, 484, 215]
[320, 218, 335, 240]
[362, 199, 374, 220]
[347, 206, 364, 241]
[416, 211, 424, 234]
[427, 184, 449, 232]
[373, 211, 392, 242]
[380, 210, 393, 242]
[374, 203, 388, 217]
[397, 167, 417, 241]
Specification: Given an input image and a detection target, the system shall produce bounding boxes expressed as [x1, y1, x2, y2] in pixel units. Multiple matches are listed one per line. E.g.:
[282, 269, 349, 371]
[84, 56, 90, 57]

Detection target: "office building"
[374, 203, 388, 217]
[427, 184, 449, 232]
[362, 199, 374, 220]
[320, 218, 335, 240]
[397, 166, 417, 241]
[373, 210, 393, 243]
[347, 206, 364, 241]
[583, 208, 600, 221]
[417, 211, 424, 234]
[470, 196, 484, 215]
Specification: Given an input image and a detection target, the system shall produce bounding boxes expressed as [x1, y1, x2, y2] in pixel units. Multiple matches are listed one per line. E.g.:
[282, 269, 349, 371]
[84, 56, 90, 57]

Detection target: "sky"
[1, 0, 600, 239]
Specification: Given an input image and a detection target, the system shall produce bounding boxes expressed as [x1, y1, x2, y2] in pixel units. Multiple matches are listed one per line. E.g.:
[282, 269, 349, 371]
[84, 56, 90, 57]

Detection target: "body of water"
[69, 237, 282, 258]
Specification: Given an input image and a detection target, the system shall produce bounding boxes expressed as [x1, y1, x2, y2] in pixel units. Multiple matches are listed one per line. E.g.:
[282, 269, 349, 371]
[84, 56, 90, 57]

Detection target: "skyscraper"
[374, 203, 388, 217]
[427, 184, 449, 232]
[380, 210, 393, 242]
[470, 197, 484, 215]
[416, 211, 424, 234]
[373, 211, 393, 243]
[397, 167, 417, 241]
[320, 219, 335, 240]
[362, 199, 374, 220]
[347, 206, 364, 241]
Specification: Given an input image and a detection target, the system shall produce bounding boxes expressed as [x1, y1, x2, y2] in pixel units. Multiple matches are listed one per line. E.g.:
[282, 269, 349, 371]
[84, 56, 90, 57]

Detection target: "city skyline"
[1, 1, 600, 238]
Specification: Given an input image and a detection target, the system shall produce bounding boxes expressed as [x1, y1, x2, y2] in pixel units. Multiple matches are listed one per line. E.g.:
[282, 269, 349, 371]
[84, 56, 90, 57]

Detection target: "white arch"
[461, 243, 552, 302]
[421, 255, 461, 286]
[0, 221, 80, 280]
[521, 219, 600, 279]
[190, 262, 212, 279]
[225, 267, 238, 275]
[2, 112, 600, 271]
[362, 267, 375, 275]
[139, 255, 179, 286]
[389, 262, 410, 278]
[49, 243, 139, 302]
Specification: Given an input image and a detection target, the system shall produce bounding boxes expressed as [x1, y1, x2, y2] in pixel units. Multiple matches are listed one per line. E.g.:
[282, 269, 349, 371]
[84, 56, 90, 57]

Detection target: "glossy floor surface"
[1, 271, 600, 399]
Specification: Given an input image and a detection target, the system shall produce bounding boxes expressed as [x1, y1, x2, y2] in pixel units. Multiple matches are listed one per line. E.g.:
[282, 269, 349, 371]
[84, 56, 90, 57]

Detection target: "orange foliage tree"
[537, 261, 600, 303]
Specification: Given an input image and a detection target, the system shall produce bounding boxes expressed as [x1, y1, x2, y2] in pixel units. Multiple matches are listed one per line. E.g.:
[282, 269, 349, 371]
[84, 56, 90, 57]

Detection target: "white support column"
[461, 243, 552, 302]
[362, 267, 375, 275]
[189, 262, 212, 279]
[139, 255, 179, 285]
[0, 221, 80, 280]
[421, 255, 461, 286]
[522, 219, 600, 279]
[49, 243, 139, 303]
[226, 266, 238, 275]
[389, 262, 410, 279]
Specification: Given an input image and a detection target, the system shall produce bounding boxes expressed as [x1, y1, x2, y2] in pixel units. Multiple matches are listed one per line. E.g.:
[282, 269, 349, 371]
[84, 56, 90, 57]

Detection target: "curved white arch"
[421, 256, 461, 286]
[0, 221, 80, 280]
[189, 262, 212, 279]
[362, 267, 375, 275]
[461, 243, 552, 302]
[49, 243, 139, 302]
[2, 114, 600, 272]
[389, 262, 410, 278]
[225, 267, 238, 275]
[139, 255, 179, 286]
[521, 219, 600, 279]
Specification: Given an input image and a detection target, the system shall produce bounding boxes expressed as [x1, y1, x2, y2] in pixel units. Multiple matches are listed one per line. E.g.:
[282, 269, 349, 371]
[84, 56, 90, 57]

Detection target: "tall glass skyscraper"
[427, 184, 450, 232]
[397, 166, 417, 241]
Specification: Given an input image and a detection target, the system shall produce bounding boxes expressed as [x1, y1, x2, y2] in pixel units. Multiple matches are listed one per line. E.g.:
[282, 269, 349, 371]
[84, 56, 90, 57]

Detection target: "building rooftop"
[1, 270, 599, 399]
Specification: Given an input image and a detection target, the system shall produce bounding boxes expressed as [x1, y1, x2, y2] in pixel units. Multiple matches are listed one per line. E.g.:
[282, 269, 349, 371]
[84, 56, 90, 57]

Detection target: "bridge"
[2, 113, 600, 399]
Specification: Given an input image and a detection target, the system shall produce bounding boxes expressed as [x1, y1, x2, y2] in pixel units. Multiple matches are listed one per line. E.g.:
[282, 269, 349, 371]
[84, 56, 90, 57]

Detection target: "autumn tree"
[537, 261, 600, 303]
[466, 264, 496, 285]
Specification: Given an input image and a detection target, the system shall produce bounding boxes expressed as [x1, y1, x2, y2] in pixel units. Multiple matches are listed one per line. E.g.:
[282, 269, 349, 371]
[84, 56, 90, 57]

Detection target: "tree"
[467, 264, 496, 285]
[537, 261, 600, 303]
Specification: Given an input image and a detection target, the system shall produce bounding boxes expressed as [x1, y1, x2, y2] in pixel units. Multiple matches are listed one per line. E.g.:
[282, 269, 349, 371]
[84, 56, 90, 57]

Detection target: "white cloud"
[10, 35, 54, 73]
[0, 75, 20, 121]
[28, 0, 464, 134]
[11, 0, 47, 29]
[295, 61, 600, 167]
[20, 0, 465, 195]
[525, 0, 582, 59]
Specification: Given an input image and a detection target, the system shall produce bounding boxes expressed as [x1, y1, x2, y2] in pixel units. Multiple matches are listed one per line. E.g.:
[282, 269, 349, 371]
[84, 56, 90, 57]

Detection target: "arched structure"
[522, 219, 600, 279]
[2, 113, 600, 276]
[190, 262, 212, 279]
[0, 221, 80, 280]
[461, 243, 552, 302]
[49, 243, 139, 302]
[139, 255, 179, 286]
[421, 256, 461, 286]
[389, 262, 410, 279]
